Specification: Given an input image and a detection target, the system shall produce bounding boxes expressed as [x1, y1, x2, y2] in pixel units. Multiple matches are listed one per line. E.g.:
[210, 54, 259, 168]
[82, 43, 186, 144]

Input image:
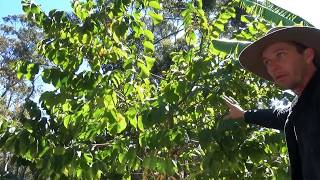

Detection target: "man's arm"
[223, 95, 288, 131]
[244, 109, 289, 130]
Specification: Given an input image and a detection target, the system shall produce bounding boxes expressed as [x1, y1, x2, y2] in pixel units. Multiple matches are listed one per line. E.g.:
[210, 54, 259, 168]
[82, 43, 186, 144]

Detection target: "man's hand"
[222, 95, 245, 120]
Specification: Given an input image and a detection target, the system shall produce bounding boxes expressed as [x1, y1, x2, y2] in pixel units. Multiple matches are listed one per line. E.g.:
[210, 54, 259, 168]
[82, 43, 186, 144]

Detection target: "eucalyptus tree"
[0, 14, 48, 178]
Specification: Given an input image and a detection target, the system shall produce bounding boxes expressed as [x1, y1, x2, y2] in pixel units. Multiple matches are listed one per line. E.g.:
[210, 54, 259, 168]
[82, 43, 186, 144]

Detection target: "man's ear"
[304, 48, 315, 64]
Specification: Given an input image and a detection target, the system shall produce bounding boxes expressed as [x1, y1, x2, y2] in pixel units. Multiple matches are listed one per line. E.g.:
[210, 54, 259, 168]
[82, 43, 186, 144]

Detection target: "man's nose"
[267, 60, 281, 73]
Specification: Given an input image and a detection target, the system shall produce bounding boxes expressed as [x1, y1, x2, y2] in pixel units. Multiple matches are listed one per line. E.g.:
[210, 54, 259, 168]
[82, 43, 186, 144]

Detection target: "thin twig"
[154, 28, 184, 45]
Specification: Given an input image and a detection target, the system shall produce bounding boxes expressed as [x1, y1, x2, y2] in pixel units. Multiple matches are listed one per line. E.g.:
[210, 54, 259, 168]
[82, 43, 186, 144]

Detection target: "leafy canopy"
[0, 0, 311, 179]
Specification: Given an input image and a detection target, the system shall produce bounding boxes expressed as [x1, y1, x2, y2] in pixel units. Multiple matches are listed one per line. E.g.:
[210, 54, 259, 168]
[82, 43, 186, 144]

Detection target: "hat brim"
[239, 26, 320, 81]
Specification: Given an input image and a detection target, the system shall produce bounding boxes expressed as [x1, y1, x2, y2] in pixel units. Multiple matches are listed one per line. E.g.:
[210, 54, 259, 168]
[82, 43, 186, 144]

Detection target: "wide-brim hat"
[239, 26, 320, 81]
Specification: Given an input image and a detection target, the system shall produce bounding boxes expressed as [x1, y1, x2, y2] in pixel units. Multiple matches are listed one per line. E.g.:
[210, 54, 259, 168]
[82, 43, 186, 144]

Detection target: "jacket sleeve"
[244, 109, 289, 131]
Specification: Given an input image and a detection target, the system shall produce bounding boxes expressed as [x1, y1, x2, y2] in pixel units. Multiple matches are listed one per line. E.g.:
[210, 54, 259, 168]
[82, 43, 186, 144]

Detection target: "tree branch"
[154, 28, 184, 45]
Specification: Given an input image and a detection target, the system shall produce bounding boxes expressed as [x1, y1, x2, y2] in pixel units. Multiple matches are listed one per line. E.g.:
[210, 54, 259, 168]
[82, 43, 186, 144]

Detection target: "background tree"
[0, 15, 46, 118]
[0, 14, 49, 178]
[0, 0, 313, 179]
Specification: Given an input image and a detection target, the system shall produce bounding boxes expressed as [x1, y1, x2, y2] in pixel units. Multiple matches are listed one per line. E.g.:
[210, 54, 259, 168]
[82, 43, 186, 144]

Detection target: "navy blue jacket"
[244, 71, 320, 180]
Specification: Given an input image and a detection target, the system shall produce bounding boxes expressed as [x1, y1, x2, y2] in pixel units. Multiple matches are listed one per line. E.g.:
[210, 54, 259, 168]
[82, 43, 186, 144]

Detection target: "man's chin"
[275, 82, 292, 90]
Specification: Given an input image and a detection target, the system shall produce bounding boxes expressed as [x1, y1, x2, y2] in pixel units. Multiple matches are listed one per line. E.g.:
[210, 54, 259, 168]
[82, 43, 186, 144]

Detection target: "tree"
[0, 14, 48, 179]
[0, 0, 312, 179]
[0, 15, 46, 118]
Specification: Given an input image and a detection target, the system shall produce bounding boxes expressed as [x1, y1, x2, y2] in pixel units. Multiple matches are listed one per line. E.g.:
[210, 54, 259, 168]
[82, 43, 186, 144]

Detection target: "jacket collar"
[291, 69, 320, 111]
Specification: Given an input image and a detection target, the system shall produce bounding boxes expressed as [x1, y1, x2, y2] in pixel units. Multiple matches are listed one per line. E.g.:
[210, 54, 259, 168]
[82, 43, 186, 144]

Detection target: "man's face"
[262, 42, 313, 90]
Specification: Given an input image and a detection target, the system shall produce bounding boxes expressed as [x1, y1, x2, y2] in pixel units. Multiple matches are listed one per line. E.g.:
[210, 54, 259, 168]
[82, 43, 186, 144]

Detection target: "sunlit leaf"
[149, 1, 161, 10]
[148, 11, 163, 25]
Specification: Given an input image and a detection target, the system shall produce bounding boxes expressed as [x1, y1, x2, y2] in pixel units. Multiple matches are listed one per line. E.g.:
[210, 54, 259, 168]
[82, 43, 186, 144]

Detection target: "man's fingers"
[222, 96, 233, 107]
[222, 95, 235, 105]
[222, 95, 232, 103]
[228, 96, 239, 104]
[222, 95, 238, 105]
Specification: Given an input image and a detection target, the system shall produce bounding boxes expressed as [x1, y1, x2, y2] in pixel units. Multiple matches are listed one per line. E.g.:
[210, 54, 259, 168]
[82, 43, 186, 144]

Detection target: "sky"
[0, 0, 72, 21]
[269, 0, 320, 28]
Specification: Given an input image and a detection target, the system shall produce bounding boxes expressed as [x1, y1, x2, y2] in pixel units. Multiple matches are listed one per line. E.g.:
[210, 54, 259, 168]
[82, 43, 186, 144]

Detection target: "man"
[223, 26, 320, 180]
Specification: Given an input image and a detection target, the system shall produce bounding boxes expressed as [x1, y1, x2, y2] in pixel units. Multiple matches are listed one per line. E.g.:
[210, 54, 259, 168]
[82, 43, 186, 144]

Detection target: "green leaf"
[73, 1, 89, 20]
[211, 39, 251, 57]
[63, 115, 71, 128]
[186, 31, 197, 45]
[22, 1, 31, 14]
[118, 152, 126, 163]
[83, 153, 93, 165]
[80, 33, 90, 44]
[149, 1, 161, 10]
[239, 0, 313, 26]
[137, 115, 144, 131]
[124, 83, 134, 97]
[144, 105, 167, 127]
[196, 0, 203, 9]
[116, 113, 127, 133]
[31, 4, 41, 14]
[135, 85, 145, 102]
[144, 56, 155, 69]
[39, 146, 50, 158]
[126, 108, 137, 129]
[118, 148, 137, 169]
[126, 148, 137, 165]
[19, 136, 27, 154]
[54, 147, 66, 155]
[143, 156, 157, 170]
[24, 123, 33, 133]
[113, 21, 128, 39]
[17, 72, 23, 80]
[148, 11, 163, 25]
[144, 29, 154, 41]
[143, 41, 154, 52]
[240, 15, 251, 23]
[164, 159, 178, 175]
[122, 0, 132, 6]
[213, 22, 224, 32]
[137, 59, 151, 77]
[62, 102, 71, 112]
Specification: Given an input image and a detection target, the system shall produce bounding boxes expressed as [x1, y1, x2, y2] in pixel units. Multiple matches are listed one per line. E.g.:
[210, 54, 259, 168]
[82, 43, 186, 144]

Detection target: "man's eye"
[276, 52, 286, 58]
[263, 60, 270, 65]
